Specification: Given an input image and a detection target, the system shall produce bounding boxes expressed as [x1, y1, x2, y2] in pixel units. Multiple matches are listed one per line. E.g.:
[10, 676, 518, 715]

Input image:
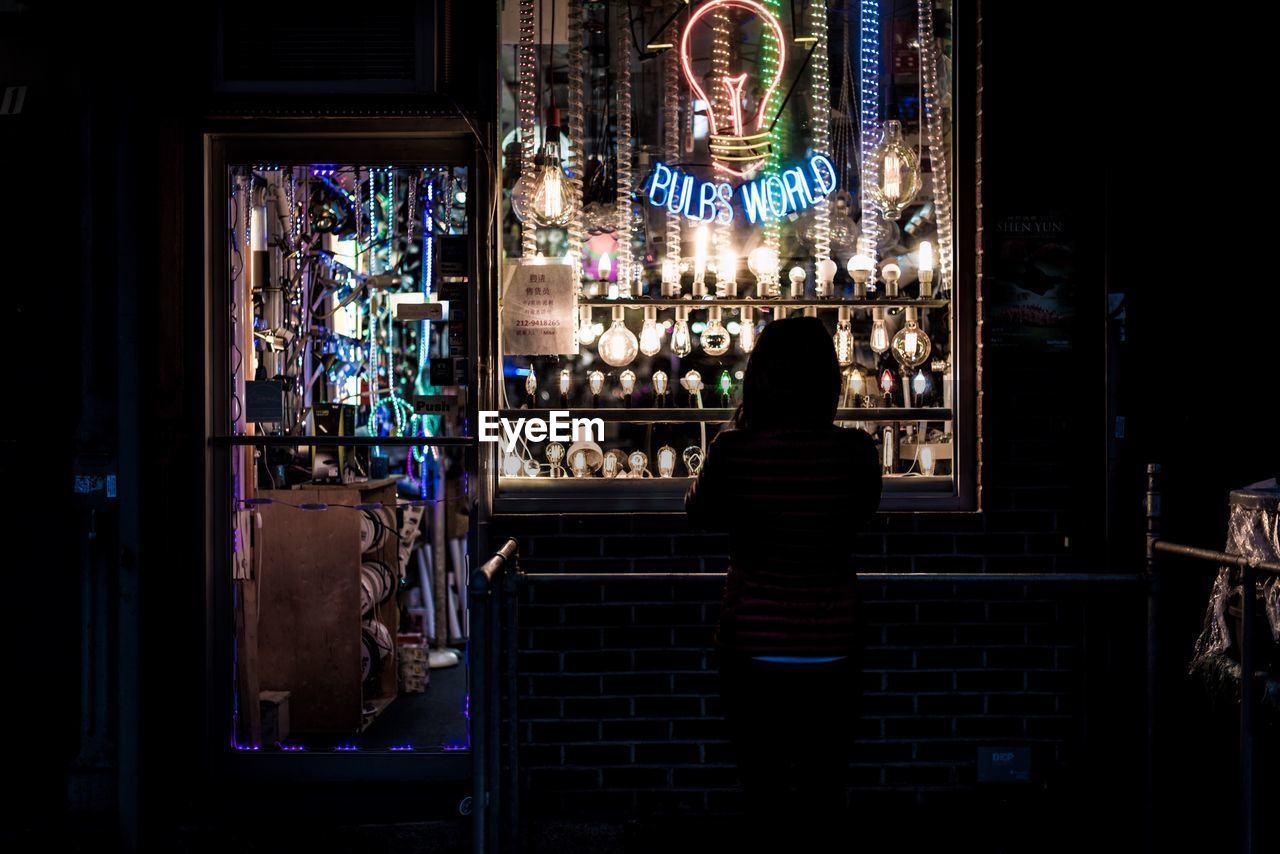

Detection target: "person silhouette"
[686, 315, 882, 846]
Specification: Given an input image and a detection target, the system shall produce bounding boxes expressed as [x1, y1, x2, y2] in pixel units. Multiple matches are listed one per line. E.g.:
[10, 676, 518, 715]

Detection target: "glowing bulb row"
[525, 367, 710, 404]
[501, 444, 706, 479]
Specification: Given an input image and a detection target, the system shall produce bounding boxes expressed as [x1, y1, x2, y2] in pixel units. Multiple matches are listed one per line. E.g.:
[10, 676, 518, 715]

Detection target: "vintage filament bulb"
[559, 368, 571, 398]
[639, 307, 662, 356]
[652, 370, 669, 398]
[627, 450, 649, 478]
[598, 306, 639, 367]
[891, 308, 931, 367]
[701, 307, 731, 357]
[657, 445, 677, 478]
[869, 307, 890, 354]
[525, 367, 537, 398]
[868, 120, 922, 221]
[920, 445, 936, 476]
[588, 370, 605, 397]
[671, 308, 693, 357]
[525, 110, 578, 227]
[602, 449, 626, 478]
[620, 370, 636, 398]
[578, 306, 598, 346]
[739, 307, 757, 354]
[682, 446, 705, 476]
[834, 306, 855, 367]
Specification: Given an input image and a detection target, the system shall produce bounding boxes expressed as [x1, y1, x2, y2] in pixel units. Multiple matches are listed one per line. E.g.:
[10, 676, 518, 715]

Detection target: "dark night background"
[2, 1, 1271, 851]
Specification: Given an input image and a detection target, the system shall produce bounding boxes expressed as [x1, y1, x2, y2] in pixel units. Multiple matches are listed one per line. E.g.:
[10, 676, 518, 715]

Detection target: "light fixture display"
[917, 241, 935, 297]
[869, 307, 890, 354]
[834, 307, 855, 366]
[868, 120, 921, 221]
[639, 307, 662, 356]
[702, 307, 731, 356]
[739, 307, 757, 353]
[671, 308, 693, 357]
[891, 307, 931, 367]
[679, 0, 788, 177]
[598, 306, 639, 367]
[657, 446, 678, 478]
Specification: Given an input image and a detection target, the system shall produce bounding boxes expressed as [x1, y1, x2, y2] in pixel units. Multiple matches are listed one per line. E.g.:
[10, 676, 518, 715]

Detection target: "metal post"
[468, 573, 489, 854]
[505, 569, 522, 852]
[1239, 559, 1255, 854]
[487, 564, 502, 850]
[1144, 463, 1161, 854]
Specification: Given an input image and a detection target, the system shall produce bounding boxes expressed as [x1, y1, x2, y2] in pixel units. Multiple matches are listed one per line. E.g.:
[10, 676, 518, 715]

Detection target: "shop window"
[212, 153, 477, 753]
[493, 0, 973, 512]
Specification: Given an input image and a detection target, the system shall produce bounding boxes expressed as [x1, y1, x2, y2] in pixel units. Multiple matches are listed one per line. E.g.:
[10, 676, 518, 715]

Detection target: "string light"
[664, 31, 682, 297]
[566, 0, 585, 293]
[917, 0, 953, 292]
[808, 0, 832, 267]
[860, 0, 882, 263]
[615, 19, 634, 296]
[517, 0, 538, 257]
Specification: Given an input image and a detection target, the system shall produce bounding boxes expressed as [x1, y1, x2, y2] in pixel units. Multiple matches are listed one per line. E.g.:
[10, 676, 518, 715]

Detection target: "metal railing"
[469, 538, 521, 854]
[1145, 464, 1278, 854]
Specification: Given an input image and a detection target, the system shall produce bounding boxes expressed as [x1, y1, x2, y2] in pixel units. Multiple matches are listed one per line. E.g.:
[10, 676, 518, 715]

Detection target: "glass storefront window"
[495, 0, 969, 511]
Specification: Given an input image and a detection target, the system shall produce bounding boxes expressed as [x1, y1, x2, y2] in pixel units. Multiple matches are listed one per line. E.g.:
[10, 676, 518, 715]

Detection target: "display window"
[209, 135, 485, 755]
[493, 0, 974, 512]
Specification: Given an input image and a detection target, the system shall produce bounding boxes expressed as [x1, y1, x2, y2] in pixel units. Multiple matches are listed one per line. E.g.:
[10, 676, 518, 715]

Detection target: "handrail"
[524, 571, 1139, 582]
[1152, 540, 1280, 575]
[469, 538, 521, 854]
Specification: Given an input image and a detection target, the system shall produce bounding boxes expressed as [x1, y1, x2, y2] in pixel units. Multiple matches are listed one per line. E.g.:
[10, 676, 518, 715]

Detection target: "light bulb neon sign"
[646, 153, 836, 226]
[679, 0, 787, 177]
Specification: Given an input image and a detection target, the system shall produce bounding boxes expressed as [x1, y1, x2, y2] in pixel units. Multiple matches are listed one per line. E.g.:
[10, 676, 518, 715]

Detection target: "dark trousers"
[718, 651, 862, 849]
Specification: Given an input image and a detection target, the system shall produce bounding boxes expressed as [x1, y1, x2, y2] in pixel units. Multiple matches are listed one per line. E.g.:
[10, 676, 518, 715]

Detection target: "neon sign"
[644, 154, 836, 226]
[679, 0, 787, 177]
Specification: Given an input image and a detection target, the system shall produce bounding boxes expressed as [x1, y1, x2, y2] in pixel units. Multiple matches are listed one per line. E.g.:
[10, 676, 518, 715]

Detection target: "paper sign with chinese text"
[501, 262, 577, 356]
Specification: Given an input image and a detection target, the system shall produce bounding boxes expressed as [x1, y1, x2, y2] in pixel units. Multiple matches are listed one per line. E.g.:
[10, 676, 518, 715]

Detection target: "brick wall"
[509, 572, 1140, 825]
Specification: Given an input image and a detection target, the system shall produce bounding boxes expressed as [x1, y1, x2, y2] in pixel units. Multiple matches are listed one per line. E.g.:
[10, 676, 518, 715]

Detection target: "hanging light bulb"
[739, 307, 757, 353]
[869, 120, 921, 221]
[639, 307, 662, 356]
[701, 307, 731, 356]
[717, 248, 739, 298]
[881, 262, 902, 297]
[620, 369, 636, 405]
[525, 367, 538, 400]
[815, 257, 838, 298]
[869, 307, 890, 354]
[747, 246, 780, 298]
[682, 446, 705, 476]
[598, 306, 639, 367]
[891, 308, 931, 367]
[578, 305, 598, 346]
[917, 241, 935, 298]
[834, 306, 855, 366]
[920, 445, 936, 476]
[526, 109, 578, 227]
[692, 224, 710, 298]
[657, 445, 677, 478]
[671, 308, 693, 357]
